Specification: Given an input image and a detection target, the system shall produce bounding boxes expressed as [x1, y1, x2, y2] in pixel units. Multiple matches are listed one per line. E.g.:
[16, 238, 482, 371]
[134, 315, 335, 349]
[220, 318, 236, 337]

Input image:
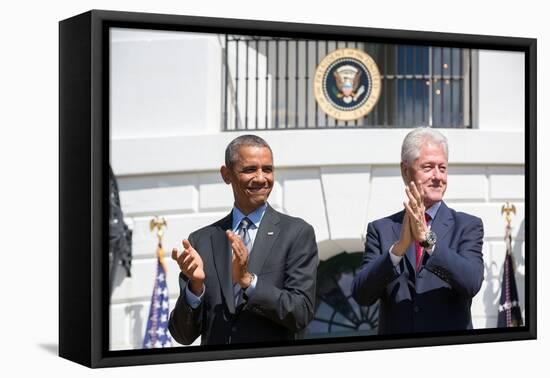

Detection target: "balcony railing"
[223, 35, 472, 131]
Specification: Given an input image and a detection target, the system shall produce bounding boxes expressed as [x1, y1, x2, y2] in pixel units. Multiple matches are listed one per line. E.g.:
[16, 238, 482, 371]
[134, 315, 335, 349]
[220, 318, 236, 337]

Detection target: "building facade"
[108, 28, 525, 349]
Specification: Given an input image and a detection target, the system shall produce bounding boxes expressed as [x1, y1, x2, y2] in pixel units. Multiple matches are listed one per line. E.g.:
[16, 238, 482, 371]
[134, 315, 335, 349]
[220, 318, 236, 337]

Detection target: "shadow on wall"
[111, 254, 129, 295]
[125, 303, 145, 349]
[482, 218, 525, 328]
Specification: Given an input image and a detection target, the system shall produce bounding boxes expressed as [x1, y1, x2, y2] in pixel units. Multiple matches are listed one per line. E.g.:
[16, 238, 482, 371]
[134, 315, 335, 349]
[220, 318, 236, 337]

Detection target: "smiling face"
[220, 145, 274, 215]
[401, 142, 448, 209]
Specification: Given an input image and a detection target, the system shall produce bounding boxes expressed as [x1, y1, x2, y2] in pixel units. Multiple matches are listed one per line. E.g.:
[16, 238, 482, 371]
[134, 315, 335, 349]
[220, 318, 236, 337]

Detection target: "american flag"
[497, 224, 523, 327]
[143, 248, 172, 348]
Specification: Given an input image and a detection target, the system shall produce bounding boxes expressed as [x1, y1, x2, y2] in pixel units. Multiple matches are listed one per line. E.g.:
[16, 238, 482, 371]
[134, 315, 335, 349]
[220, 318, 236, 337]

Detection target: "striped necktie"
[234, 217, 252, 306]
[238, 217, 252, 252]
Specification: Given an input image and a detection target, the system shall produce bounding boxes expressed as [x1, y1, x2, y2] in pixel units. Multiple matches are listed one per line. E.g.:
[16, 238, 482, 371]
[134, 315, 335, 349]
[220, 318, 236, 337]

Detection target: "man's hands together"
[226, 230, 254, 289]
[392, 181, 429, 256]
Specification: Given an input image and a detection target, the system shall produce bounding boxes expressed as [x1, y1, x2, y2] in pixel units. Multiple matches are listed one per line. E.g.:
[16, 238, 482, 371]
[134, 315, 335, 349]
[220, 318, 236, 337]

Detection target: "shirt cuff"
[243, 273, 258, 298]
[389, 243, 404, 266]
[425, 244, 435, 255]
[181, 276, 204, 309]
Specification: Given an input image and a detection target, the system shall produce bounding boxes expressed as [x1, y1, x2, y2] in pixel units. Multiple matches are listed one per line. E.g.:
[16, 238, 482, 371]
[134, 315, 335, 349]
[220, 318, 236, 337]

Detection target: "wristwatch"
[419, 230, 437, 249]
[241, 273, 256, 301]
[242, 272, 255, 289]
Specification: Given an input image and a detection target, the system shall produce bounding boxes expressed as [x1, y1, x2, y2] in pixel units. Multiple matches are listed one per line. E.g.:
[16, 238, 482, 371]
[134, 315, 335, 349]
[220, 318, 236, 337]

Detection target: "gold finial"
[149, 216, 167, 248]
[501, 202, 516, 227]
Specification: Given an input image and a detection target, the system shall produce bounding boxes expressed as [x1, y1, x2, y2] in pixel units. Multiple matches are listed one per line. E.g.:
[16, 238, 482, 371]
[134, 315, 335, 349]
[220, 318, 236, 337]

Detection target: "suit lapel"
[248, 205, 280, 274]
[430, 201, 454, 247]
[211, 213, 235, 314]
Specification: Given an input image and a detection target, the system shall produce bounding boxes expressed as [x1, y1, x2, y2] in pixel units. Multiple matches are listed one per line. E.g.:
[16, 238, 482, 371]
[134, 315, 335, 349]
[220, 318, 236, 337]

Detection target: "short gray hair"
[225, 134, 273, 167]
[401, 127, 448, 166]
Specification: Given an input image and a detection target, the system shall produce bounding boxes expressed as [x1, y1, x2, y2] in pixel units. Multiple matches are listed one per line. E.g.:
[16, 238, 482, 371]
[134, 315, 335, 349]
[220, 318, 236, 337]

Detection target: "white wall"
[477, 50, 525, 131]
[110, 28, 223, 138]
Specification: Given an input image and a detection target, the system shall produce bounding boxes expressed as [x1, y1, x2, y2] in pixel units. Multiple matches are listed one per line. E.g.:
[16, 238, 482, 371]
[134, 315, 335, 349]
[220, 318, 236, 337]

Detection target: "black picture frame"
[59, 9, 536, 368]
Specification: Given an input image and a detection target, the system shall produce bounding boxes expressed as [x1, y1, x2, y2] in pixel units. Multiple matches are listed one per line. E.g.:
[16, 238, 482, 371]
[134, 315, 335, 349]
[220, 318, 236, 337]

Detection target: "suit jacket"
[351, 202, 484, 334]
[169, 205, 318, 345]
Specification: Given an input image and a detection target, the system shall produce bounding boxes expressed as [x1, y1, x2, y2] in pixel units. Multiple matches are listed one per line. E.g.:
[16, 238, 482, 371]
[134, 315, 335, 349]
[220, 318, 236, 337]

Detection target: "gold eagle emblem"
[333, 65, 365, 104]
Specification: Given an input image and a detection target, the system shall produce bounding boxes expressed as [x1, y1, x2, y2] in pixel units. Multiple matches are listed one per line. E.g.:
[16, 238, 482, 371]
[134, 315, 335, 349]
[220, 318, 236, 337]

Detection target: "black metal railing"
[223, 35, 471, 131]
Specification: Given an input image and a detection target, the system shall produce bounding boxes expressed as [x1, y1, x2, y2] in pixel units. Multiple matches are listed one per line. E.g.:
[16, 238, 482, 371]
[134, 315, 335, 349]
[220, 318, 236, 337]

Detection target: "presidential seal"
[313, 48, 382, 121]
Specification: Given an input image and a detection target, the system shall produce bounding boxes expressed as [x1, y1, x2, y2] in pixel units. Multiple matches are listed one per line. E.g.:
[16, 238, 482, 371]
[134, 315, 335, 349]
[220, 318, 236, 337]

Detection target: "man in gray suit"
[169, 135, 318, 345]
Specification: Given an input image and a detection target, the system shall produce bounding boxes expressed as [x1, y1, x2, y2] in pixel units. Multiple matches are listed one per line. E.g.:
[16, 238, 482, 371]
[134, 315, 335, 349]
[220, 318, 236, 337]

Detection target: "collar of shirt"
[231, 203, 268, 232]
[425, 201, 442, 226]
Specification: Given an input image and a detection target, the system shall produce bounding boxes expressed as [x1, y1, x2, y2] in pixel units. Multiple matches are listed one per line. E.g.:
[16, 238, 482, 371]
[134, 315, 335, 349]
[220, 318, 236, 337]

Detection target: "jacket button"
[414, 306, 420, 313]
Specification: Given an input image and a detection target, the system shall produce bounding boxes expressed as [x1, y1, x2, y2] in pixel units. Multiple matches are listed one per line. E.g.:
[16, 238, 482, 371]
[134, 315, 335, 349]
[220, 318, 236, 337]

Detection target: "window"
[305, 252, 378, 338]
[223, 36, 472, 130]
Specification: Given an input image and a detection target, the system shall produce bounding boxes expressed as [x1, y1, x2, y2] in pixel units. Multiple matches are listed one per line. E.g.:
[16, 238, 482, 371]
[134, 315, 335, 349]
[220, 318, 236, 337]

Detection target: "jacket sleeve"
[352, 221, 400, 306]
[168, 234, 203, 345]
[245, 223, 318, 332]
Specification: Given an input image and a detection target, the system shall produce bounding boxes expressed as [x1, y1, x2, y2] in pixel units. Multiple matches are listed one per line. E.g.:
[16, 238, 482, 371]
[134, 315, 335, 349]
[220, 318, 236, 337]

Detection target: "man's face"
[221, 145, 274, 215]
[402, 142, 448, 209]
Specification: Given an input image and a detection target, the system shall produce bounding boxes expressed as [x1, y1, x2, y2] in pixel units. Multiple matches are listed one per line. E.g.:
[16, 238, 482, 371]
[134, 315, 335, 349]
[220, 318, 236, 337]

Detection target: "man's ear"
[400, 161, 409, 183]
[220, 165, 231, 184]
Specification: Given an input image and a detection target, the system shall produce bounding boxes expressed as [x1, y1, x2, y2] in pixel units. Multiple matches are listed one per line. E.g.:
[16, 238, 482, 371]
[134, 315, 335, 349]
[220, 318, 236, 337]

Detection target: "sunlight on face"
[405, 143, 448, 208]
[222, 146, 274, 215]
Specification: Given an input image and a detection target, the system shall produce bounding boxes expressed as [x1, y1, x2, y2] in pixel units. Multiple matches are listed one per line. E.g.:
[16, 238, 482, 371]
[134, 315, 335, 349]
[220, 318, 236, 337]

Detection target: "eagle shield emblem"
[314, 48, 382, 121]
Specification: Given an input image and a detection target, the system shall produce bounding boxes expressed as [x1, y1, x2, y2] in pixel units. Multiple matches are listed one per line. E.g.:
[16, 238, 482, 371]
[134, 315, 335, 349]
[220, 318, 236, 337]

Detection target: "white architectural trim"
[112, 129, 524, 176]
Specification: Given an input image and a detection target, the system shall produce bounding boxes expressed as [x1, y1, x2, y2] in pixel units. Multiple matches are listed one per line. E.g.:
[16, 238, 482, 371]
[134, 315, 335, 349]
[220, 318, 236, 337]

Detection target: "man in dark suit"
[169, 135, 318, 345]
[352, 127, 484, 334]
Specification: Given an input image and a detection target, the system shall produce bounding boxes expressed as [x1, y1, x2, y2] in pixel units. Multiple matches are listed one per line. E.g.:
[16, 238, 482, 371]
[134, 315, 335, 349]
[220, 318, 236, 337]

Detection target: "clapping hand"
[226, 230, 253, 289]
[172, 239, 205, 295]
[404, 181, 428, 242]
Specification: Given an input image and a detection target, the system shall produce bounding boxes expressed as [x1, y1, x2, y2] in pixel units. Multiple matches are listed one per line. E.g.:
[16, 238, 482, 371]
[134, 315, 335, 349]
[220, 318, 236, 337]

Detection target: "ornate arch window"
[305, 252, 378, 338]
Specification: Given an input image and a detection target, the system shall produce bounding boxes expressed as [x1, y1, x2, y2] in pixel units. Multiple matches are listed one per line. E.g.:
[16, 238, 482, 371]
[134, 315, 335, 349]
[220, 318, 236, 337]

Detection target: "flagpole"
[143, 216, 172, 348]
[150, 216, 168, 273]
[498, 201, 523, 327]
[501, 202, 517, 270]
